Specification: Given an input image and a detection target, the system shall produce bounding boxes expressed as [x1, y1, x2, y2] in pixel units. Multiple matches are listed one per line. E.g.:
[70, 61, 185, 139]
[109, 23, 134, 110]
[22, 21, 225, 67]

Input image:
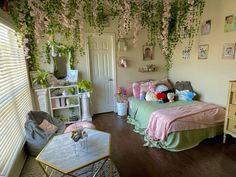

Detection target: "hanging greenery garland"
[8, 0, 205, 71]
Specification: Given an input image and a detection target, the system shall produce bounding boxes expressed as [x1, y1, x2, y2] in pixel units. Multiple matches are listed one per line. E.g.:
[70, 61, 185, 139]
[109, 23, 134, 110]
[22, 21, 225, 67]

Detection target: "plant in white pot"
[77, 80, 92, 121]
[32, 70, 50, 113]
[32, 70, 49, 89]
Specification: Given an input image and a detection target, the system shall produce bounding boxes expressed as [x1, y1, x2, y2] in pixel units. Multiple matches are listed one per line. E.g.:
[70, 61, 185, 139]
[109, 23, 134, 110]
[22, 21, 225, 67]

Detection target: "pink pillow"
[38, 119, 58, 133]
[148, 83, 156, 92]
[126, 83, 133, 97]
[140, 82, 150, 93]
[132, 83, 140, 99]
[64, 121, 96, 133]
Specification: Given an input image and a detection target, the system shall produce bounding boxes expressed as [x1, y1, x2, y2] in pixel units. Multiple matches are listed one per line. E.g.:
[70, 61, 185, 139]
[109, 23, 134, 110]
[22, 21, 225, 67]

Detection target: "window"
[0, 22, 33, 176]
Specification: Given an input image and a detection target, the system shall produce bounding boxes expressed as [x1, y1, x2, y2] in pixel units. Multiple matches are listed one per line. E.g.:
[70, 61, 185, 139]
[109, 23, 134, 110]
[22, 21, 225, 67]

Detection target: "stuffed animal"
[156, 84, 169, 93]
[155, 92, 166, 103]
[167, 92, 175, 102]
[148, 83, 156, 92]
[145, 91, 158, 101]
[183, 91, 196, 101]
[71, 128, 88, 142]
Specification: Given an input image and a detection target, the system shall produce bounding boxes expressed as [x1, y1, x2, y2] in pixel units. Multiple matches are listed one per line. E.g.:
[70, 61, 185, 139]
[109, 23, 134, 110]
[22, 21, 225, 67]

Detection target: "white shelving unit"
[48, 85, 81, 124]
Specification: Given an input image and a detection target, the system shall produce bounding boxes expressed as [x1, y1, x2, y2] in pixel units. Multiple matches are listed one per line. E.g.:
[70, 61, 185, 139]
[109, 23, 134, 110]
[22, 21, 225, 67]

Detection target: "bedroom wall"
[81, 20, 168, 87]
[169, 0, 236, 107]
[40, 19, 168, 87]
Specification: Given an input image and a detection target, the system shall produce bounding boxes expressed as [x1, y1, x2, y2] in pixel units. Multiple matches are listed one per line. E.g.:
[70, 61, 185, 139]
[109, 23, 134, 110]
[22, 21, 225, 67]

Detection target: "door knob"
[108, 78, 113, 81]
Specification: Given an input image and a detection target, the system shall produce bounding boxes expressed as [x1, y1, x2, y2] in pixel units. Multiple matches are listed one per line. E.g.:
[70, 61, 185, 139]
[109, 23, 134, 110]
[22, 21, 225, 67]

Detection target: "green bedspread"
[127, 97, 223, 152]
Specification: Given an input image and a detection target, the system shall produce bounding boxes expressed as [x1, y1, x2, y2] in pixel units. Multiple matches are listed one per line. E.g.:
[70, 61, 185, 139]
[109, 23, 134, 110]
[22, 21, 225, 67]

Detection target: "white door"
[89, 34, 116, 114]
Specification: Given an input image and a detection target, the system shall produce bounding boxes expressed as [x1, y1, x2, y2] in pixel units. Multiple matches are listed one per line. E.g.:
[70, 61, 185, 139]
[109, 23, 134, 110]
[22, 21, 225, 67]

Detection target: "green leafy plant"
[32, 70, 49, 88]
[67, 87, 76, 95]
[77, 80, 92, 92]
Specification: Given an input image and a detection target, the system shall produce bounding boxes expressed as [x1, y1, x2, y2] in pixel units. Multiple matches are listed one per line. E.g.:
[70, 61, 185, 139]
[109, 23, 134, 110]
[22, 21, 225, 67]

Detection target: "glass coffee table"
[36, 128, 112, 177]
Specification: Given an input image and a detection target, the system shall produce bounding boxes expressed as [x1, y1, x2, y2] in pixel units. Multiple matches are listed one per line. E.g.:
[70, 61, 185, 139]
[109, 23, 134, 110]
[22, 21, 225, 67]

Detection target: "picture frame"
[66, 69, 78, 83]
[143, 45, 154, 60]
[182, 47, 190, 59]
[224, 14, 236, 32]
[118, 56, 128, 68]
[222, 43, 235, 59]
[198, 44, 209, 59]
[201, 20, 211, 35]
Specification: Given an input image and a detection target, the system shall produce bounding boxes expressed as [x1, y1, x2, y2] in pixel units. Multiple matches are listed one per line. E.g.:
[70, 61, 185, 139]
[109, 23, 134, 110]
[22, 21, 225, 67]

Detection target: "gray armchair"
[25, 111, 65, 156]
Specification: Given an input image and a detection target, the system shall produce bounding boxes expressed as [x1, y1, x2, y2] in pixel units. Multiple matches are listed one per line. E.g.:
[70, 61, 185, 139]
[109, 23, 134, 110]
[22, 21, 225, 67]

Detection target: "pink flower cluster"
[116, 87, 128, 103]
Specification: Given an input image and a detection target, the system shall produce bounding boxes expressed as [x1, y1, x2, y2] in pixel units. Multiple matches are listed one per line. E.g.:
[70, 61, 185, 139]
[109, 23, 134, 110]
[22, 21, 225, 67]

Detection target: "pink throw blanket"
[147, 101, 225, 141]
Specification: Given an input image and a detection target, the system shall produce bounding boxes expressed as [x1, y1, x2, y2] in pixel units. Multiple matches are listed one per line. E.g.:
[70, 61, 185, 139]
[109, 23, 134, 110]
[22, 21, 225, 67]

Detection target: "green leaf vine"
[8, 0, 205, 71]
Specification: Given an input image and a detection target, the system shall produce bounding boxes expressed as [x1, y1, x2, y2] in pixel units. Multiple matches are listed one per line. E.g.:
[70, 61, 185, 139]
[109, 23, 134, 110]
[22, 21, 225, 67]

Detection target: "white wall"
[169, 0, 236, 107]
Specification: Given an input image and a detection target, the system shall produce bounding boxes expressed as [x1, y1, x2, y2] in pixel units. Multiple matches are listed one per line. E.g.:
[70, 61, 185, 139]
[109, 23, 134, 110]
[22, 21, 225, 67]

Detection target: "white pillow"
[156, 84, 169, 92]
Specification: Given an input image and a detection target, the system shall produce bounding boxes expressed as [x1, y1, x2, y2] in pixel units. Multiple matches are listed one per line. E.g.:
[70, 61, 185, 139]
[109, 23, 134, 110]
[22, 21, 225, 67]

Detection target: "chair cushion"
[38, 119, 58, 133]
[64, 121, 96, 133]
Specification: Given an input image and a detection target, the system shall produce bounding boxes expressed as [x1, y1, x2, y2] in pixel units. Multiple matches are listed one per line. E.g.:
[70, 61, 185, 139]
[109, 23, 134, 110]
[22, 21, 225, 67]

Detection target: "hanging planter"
[46, 40, 75, 69]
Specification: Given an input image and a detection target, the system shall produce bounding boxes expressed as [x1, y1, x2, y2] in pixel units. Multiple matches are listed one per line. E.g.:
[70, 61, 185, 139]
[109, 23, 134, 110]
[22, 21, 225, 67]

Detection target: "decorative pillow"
[175, 89, 195, 101]
[150, 79, 174, 90]
[139, 91, 146, 100]
[175, 81, 193, 91]
[126, 84, 133, 97]
[156, 84, 169, 93]
[132, 82, 141, 99]
[130, 79, 153, 97]
[175, 89, 189, 100]
[145, 91, 158, 101]
[38, 119, 58, 133]
[140, 82, 150, 93]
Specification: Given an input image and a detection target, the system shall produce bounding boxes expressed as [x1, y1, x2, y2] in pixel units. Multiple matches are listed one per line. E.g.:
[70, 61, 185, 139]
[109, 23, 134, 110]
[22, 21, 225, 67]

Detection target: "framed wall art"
[201, 20, 211, 35]
[143, 45, 154, 60]
[222, 43, 235, 59]
[182, 47, 191, 59]
[224, 14, 236, 32]
[198, 44, 209, 59]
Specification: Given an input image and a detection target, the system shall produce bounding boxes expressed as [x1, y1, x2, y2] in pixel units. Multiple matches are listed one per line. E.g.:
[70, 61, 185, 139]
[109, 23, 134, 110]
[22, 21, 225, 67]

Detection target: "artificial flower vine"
[9, 0, 205, 71]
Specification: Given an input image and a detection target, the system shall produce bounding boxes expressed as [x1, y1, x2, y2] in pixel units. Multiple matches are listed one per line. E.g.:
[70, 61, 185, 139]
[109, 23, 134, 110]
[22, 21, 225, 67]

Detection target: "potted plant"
[32, 70, 49, 89]
[77, 80, 92, 93]
[77, 80, 92, 121]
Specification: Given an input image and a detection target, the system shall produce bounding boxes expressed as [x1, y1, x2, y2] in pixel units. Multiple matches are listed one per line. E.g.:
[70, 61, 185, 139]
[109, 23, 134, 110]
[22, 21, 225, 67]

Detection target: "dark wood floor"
[93, 112, 236, 177]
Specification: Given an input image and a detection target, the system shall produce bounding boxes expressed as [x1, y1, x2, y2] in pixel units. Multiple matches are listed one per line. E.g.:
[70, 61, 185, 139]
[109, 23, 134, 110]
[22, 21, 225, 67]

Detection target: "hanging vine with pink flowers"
[8, 0, 205, 71]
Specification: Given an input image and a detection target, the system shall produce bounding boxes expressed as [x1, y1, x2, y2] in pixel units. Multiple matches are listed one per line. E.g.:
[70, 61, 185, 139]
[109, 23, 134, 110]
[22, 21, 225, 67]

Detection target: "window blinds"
[0, 22, 33, 176]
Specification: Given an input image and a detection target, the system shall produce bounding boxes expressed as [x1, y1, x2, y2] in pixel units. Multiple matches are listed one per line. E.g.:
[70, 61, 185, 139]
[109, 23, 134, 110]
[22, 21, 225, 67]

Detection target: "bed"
[127, 97, 225, 152]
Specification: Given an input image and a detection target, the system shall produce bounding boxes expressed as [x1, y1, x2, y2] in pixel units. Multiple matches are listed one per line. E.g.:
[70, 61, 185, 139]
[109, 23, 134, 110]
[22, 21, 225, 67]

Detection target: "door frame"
[85, 33, 117, 112]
